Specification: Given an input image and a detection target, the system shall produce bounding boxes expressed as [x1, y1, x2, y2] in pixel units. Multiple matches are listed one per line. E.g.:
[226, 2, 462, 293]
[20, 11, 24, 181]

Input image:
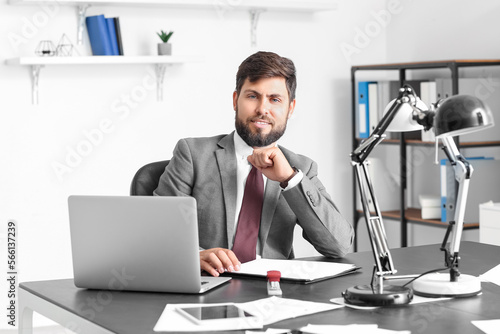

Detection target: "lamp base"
[412, 273, 481, 298]
[342, 285, 413, 306]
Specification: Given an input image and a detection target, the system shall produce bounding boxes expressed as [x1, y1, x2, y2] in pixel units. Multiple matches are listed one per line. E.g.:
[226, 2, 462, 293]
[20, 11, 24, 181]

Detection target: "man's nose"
[256, 99, 270, 115]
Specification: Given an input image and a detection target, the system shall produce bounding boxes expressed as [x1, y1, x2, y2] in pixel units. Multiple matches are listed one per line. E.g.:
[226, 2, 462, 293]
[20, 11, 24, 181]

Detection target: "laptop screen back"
[68, 195, 202, 293]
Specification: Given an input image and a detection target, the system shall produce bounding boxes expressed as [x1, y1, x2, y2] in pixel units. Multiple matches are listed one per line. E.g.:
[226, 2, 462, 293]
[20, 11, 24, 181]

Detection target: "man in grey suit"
[154, 51, 353, 277]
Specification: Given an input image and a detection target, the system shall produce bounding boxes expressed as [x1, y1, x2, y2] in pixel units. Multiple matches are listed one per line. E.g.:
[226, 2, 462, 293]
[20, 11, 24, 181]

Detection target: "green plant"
[157, 30, 174, 43]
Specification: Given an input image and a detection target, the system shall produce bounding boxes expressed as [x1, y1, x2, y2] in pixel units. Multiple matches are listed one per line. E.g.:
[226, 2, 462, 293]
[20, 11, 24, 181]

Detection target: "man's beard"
[235, 113, 287, 147]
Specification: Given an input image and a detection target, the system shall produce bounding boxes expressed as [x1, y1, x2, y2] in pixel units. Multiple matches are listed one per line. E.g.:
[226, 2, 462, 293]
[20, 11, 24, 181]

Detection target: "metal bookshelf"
[351, 60, 500, 251]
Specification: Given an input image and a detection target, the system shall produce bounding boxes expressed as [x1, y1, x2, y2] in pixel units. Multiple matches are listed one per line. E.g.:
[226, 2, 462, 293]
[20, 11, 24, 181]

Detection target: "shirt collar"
[234, 131, 254, 163]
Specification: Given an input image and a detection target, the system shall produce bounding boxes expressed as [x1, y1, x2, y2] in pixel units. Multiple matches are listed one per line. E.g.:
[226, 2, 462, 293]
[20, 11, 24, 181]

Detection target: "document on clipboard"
[228, 259, 360, 284]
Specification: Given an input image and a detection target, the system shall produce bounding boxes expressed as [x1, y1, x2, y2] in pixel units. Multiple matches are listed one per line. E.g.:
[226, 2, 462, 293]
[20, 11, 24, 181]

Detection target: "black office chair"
[130, 160, 170, 196]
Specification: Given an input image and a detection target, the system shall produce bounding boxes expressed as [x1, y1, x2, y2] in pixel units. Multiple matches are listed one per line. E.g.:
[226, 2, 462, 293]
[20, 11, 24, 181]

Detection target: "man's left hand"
[248, 147, 294, 183]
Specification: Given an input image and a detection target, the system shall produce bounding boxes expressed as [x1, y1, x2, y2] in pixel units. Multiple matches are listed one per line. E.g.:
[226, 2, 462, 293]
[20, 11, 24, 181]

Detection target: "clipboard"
[226, 259, 360, 284]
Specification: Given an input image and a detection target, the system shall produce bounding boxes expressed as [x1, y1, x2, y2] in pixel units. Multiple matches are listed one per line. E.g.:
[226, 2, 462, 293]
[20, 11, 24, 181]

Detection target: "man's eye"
[248, 95, 257, 99]
[272, 98, 281, 103]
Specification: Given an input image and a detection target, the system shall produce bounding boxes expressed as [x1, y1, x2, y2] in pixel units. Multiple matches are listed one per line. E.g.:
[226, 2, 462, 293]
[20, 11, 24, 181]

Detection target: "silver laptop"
[68, 195, 231, 293]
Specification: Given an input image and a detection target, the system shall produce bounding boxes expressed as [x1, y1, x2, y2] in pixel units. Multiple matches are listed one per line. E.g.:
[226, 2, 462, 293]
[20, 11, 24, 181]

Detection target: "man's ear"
[287, 99, 296, 119]
[232, 91, 238, 111]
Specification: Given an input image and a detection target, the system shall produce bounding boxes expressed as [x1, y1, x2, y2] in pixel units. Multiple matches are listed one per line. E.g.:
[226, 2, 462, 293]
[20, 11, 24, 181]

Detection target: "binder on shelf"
[86, 15, 114, 56]
[113, 17, 124, 55]
[440, 159, 452, 222]
[357, 81, 374, 138]
[368, 82, 378, 136]
[106, 17, 119, 55]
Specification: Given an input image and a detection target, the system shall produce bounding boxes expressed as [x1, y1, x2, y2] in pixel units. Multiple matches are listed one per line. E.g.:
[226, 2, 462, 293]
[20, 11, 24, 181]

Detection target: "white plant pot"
[158, 43, 172, 56]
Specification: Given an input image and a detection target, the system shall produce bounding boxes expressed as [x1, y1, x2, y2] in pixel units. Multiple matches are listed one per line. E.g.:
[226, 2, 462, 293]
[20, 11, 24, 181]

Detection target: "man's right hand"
[200, 248, 241, 277]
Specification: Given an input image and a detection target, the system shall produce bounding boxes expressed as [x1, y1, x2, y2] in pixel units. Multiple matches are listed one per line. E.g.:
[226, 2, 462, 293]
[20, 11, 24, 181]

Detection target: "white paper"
[472, 319, 500, 334]
[300, 324, 411, 334]
[330, 294, 450, 310]
[480, 264, 500, 286]
[154, 297, 343, 332]
[233, 259, 358, 282]
[239, 296, 343, 325]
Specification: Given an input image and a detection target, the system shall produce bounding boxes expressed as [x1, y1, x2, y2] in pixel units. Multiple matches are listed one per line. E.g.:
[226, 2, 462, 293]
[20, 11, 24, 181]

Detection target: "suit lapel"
[215, 132, 237, 248]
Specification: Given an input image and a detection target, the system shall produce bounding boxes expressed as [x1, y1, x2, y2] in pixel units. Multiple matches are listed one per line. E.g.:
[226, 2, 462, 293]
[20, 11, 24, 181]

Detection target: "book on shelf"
[113, 17, 124, 55]
[86, 14, 123, 56]
[106, 17, 119, 55]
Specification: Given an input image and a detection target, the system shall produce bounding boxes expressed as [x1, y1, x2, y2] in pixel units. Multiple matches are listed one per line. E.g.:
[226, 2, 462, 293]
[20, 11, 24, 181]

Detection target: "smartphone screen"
[179, 305, 254, 321]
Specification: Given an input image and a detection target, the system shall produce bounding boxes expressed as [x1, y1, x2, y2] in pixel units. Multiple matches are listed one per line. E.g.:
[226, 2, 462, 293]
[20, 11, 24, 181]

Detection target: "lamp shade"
[434, 95, 494, 138]
[384, 98, 426, 132]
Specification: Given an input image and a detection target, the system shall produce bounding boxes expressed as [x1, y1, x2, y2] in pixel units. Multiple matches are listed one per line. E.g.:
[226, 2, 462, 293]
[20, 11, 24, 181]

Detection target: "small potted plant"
[157, 30, 174, 55]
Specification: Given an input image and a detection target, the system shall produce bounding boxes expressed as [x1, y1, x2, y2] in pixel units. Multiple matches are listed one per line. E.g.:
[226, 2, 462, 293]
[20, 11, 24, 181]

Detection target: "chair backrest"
[130, 160, 170, 196]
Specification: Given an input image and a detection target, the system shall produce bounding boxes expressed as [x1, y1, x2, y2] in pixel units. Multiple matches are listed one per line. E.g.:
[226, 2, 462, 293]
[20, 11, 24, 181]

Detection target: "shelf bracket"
[77, 4, 90, 45]
[155, 63, 171, 102]
[249, 9, 265, 48]
[30, 65, 43, 105]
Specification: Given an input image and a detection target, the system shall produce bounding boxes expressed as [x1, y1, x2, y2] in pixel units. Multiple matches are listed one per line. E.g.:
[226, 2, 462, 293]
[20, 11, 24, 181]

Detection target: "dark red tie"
[232, 166, 264, 263]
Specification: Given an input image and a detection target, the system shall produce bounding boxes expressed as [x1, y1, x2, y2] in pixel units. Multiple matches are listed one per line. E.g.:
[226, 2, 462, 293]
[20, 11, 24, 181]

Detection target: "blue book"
[85, 15, 113, 56]
[106, 17, 119, 56]
[358, 81, 374, 138]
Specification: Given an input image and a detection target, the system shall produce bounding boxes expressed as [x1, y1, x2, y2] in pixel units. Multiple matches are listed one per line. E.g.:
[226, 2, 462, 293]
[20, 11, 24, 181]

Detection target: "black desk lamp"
[343, 85, 494, 306]
[412, 95, 494, 297]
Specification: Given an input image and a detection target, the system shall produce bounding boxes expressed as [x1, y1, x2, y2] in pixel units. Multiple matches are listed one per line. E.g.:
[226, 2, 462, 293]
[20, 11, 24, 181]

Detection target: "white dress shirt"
[232, 132, 303, 256]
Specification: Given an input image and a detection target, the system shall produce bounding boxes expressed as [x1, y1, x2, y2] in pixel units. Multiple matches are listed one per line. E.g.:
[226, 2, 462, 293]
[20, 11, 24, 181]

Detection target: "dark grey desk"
[19, 242, 500, 333]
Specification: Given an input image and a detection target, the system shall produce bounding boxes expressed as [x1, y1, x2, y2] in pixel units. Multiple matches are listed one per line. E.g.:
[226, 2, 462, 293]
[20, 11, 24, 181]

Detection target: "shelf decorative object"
[55, 34, 75, 57]
[35, 40, 56, 57]
[157, 30, 173, 56]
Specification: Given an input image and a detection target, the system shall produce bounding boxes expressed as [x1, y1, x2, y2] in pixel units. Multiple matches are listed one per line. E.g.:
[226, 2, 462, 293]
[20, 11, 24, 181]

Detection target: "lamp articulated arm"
[439, 136, 473, 282]
[351, 85, 423, 289]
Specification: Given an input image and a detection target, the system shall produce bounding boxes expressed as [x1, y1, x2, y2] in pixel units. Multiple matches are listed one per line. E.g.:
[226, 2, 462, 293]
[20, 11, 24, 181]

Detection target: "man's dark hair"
[235, 51, 297, 101]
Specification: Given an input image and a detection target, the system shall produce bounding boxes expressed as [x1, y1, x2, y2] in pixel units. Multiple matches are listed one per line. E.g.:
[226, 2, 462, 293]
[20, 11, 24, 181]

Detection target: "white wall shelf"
[5, 55, 203, 104]
[9, 0, 337, 12]
[9, 0, 337, 46]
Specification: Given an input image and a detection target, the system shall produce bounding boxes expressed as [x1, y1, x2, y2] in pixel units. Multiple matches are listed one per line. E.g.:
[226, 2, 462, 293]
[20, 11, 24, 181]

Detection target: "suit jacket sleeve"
[282, 158, 354, 258]
[154, 138, 194, 197]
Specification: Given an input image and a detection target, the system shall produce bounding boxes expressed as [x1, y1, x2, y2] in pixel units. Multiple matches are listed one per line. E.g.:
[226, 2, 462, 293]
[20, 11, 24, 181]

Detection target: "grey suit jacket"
[154, 132, 353, 259]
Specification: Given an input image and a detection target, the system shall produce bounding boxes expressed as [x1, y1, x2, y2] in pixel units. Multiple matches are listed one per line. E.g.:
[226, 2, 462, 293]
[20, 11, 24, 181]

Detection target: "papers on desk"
[229, 259, 359, 283]
[300, 324, 411, 333]
[153, 297, 343, 332]
[472, 319, 500, 334]
[480, 263, 500, 286]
